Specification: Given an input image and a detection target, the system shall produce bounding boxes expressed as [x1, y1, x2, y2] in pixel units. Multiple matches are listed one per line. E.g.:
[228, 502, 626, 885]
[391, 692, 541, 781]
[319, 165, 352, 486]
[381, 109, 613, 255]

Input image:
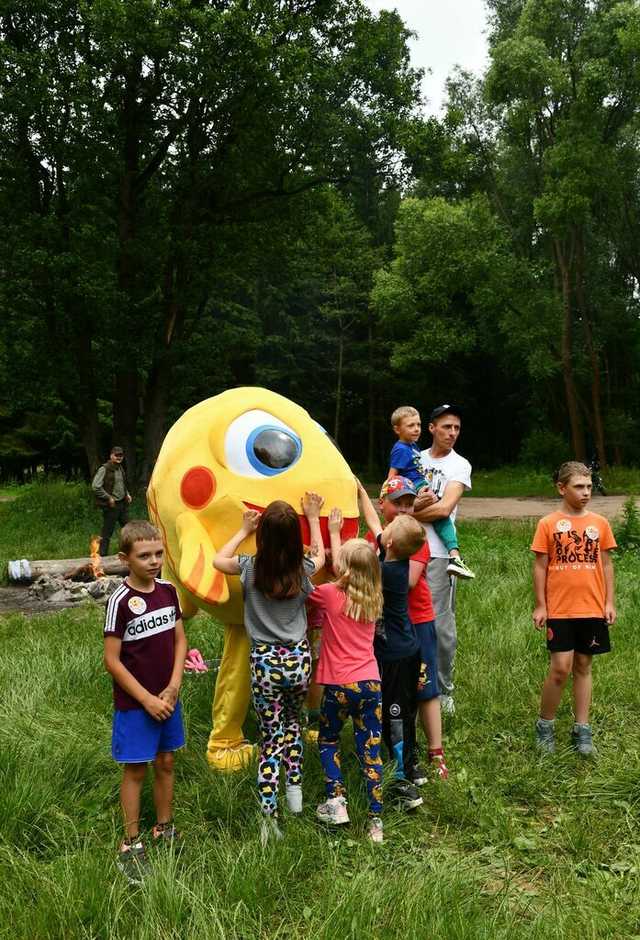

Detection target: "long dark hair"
[253, 500, 304, 599]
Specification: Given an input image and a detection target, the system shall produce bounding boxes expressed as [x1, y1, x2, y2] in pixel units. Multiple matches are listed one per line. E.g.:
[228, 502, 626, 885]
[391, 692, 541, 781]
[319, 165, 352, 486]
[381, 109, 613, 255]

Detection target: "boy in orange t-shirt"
[531, 461, 616, 756]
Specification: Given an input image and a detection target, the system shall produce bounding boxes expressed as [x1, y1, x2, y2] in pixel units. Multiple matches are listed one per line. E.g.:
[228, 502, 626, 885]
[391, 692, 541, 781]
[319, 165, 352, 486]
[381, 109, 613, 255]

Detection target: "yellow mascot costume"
[147, 387, 359, 770]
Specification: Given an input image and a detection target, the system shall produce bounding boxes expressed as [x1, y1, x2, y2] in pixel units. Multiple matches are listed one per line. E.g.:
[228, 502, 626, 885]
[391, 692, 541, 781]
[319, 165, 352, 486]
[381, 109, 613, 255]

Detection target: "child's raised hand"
[328, 507, 343, 534]
[302, 491, 324, 519]
[241, 509, 261, 533]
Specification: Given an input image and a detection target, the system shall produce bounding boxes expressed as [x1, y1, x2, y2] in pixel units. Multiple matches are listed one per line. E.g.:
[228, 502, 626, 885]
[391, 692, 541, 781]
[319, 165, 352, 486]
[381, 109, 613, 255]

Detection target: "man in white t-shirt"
[413, 405, 472, 714]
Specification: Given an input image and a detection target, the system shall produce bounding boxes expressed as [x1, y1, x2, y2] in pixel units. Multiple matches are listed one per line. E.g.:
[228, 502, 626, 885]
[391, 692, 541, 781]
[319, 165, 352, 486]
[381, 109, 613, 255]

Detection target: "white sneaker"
[316, 796, 350, 825]
[367, 817, 384, 844]
[440, 694, 456, 715]
[446, 556, 475, 579]
[260, 816, 283, 847]
[285, 784, 303, 814]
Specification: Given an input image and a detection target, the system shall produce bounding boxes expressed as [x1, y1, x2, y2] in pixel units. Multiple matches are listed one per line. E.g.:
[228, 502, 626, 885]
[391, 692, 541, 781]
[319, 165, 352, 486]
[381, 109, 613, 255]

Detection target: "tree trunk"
[114, 57, 143, 486]
[141, 360, 170, 485]
[575, 234, 607, 467]
[334, 324, 344, 443]
[367, 320, 376, 479]
[113, 371, 139, 486]
[554, 238, 585, 460]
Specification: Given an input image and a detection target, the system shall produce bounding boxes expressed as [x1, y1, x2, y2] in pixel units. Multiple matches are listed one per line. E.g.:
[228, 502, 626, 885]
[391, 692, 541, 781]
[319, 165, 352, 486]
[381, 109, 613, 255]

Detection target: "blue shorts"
[111, 701, 185, 764]
[415, 620, 440, 701]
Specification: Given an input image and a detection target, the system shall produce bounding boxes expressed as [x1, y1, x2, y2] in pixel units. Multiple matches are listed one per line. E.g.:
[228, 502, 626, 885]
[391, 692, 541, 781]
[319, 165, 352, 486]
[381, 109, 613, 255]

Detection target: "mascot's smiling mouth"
[243, 502, 359, 547]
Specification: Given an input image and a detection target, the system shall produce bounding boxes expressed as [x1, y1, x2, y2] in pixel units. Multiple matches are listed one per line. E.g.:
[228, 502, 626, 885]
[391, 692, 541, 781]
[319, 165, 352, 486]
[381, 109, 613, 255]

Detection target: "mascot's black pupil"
[253, 429, 297, 468]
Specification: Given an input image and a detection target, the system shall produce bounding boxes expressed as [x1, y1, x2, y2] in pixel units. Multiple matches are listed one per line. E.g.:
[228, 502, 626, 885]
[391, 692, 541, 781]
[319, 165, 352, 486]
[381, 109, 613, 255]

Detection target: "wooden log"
[7, 555, 129, 583]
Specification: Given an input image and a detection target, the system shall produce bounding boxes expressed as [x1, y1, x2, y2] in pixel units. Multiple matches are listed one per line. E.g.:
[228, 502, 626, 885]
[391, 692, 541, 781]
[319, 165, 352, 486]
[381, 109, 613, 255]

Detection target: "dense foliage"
[1, 0, 639, 483]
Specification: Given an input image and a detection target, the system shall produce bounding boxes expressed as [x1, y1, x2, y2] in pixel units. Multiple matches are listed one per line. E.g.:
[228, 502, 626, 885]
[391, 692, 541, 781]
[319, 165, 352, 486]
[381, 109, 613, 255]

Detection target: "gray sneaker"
[535, 719, 555, 754]
[571, 724, 595, 756]
[116, 841, 150, 885]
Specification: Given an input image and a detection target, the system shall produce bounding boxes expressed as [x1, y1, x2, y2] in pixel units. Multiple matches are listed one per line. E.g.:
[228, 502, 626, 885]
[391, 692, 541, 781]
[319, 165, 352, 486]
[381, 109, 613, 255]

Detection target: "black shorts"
[546, 618, 610, 656]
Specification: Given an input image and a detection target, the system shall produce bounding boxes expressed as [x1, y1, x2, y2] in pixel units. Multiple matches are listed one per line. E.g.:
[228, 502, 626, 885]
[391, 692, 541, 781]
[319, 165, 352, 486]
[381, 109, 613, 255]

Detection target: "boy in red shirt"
[531, 461, 616, 756]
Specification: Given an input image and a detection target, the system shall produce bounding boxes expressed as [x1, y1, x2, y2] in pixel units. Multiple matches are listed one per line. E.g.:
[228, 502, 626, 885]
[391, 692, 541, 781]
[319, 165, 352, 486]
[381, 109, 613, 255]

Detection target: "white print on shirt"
[556, 518, 571, 533]
[128, 595, 147, 615]
[122, 606, 176, 642]
[585, 526, 600, 541]
[423, 466, 448, 499]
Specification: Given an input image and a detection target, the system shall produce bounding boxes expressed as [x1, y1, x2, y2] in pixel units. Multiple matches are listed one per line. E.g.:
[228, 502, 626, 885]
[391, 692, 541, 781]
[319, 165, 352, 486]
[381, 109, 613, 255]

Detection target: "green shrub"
[614, 496, 640, 553]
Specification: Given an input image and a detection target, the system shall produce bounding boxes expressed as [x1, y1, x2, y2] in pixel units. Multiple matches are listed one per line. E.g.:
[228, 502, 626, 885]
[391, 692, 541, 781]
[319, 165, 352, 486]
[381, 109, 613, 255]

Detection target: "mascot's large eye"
[225, 410, 302, 478]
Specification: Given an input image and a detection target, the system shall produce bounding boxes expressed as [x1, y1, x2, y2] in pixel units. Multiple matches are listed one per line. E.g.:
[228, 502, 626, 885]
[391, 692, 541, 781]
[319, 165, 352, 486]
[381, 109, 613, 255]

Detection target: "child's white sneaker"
[367, 817, 384, 844]
[316, 796, 349, 825]
[446, 556, 475, 579]
[285, 784, 303, 814]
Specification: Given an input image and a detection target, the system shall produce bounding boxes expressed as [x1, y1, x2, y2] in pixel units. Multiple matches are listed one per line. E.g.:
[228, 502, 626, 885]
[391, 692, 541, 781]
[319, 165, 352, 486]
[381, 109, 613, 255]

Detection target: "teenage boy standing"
[413, 405, 472, 715]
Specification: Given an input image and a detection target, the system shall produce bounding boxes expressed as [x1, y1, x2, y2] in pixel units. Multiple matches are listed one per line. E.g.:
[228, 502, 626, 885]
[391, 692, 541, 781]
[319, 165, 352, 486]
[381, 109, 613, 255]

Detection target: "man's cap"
[379, 476, 417, 501]
[110, 446, 124, 456]
[429, 403, 462, 422]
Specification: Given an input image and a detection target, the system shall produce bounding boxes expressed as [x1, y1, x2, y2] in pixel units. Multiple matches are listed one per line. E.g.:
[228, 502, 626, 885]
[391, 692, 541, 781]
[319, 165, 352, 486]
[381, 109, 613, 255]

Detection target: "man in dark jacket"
[92, 446, 132, 556]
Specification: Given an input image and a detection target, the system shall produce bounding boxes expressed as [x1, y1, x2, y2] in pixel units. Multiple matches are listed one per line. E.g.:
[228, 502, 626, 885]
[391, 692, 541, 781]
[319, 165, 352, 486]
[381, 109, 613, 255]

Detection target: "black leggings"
[379, 652, 420, 779]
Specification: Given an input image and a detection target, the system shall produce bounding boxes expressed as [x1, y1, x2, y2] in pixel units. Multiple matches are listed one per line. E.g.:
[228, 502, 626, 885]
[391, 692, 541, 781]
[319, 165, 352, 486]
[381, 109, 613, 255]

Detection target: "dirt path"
[458, 495, 636, 521]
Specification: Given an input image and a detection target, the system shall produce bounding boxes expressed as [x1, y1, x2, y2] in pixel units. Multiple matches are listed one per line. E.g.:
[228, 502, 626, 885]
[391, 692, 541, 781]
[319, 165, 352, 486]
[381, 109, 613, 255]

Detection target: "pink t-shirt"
[307, 583, 380, 685]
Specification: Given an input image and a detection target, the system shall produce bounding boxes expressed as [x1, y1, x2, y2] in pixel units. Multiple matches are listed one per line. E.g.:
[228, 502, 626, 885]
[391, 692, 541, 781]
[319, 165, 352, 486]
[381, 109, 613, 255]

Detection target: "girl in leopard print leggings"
[213, 494, 325, 840]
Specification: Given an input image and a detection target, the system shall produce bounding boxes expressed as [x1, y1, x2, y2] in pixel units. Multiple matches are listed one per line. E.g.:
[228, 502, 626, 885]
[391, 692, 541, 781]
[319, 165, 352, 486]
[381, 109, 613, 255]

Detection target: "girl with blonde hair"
[307, 514, 385, 843]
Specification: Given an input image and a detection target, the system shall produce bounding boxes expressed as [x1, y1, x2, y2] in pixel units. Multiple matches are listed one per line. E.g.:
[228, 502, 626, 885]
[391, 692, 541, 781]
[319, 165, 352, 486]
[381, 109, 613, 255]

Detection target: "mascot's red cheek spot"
[181, 466, 216, 509]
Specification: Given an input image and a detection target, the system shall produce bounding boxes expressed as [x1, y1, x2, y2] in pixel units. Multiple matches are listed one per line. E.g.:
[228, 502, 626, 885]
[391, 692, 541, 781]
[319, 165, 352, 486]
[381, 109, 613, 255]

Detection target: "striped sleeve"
[103, 583, 129, 636]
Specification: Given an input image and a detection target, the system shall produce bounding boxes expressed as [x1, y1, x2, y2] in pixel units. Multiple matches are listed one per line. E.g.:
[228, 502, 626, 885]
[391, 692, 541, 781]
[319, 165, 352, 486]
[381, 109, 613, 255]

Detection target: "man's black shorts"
[546, 618, 611, 655]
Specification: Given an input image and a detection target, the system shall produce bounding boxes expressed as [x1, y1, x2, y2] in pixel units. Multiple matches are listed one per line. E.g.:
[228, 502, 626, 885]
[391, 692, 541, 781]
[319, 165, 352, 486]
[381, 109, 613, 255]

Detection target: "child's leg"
[419, 698, 442, 751]
[432, 516, 459, 554]
[318, 686, 350, 799]
[540, 651, 574, 720]
[251, 647, 286, 817]
[121, 763, 147, 840]
[281, 685, 308, 788]
[352, 682, 383, 817]
[380, 656, 420, 779]
[280, 639, 312, 786]
[572, 652, 593, 724]
[152, 751, 174, 826]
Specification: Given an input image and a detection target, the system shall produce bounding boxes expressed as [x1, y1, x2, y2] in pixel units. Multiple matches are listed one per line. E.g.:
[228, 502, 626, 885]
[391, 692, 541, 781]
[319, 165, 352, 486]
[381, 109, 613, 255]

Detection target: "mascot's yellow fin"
[176, 513, 230, 605]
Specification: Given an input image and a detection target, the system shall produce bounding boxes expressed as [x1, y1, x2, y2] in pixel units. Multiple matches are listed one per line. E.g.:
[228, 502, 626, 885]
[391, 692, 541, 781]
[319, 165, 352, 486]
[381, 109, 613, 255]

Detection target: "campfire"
[64, 537, 106, 582]
[90, 537, 105, 579]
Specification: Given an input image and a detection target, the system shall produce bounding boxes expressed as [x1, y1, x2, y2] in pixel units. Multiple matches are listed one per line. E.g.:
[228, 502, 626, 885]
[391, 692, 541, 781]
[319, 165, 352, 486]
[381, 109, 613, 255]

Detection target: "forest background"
[1, 0, 640, 486]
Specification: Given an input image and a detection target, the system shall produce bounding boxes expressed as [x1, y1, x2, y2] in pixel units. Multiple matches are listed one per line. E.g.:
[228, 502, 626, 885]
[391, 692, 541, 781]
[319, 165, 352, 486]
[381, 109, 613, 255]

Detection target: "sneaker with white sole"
[316, 796, 350, 825]
[535, 718, 555, 754]
[285, 784, 303, 814]
[571, 723, 595, 756]
[116, 840, 150, 885]
[407, 763, 428, 787]
[391, 779, 423, 811]
[446, 556, 475, 579]
[367, 817, 384, 844]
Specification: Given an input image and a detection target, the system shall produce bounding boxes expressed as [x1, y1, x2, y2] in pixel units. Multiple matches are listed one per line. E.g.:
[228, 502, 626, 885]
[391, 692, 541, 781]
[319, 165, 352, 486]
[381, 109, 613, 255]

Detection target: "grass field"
[2, 485, 640, 938]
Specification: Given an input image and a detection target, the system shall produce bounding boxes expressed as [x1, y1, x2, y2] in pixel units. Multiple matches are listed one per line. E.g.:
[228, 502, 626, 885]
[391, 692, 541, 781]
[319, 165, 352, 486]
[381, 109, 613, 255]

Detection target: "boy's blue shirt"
[389, 440, 424, 486]
[374, 534, 420, 663]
